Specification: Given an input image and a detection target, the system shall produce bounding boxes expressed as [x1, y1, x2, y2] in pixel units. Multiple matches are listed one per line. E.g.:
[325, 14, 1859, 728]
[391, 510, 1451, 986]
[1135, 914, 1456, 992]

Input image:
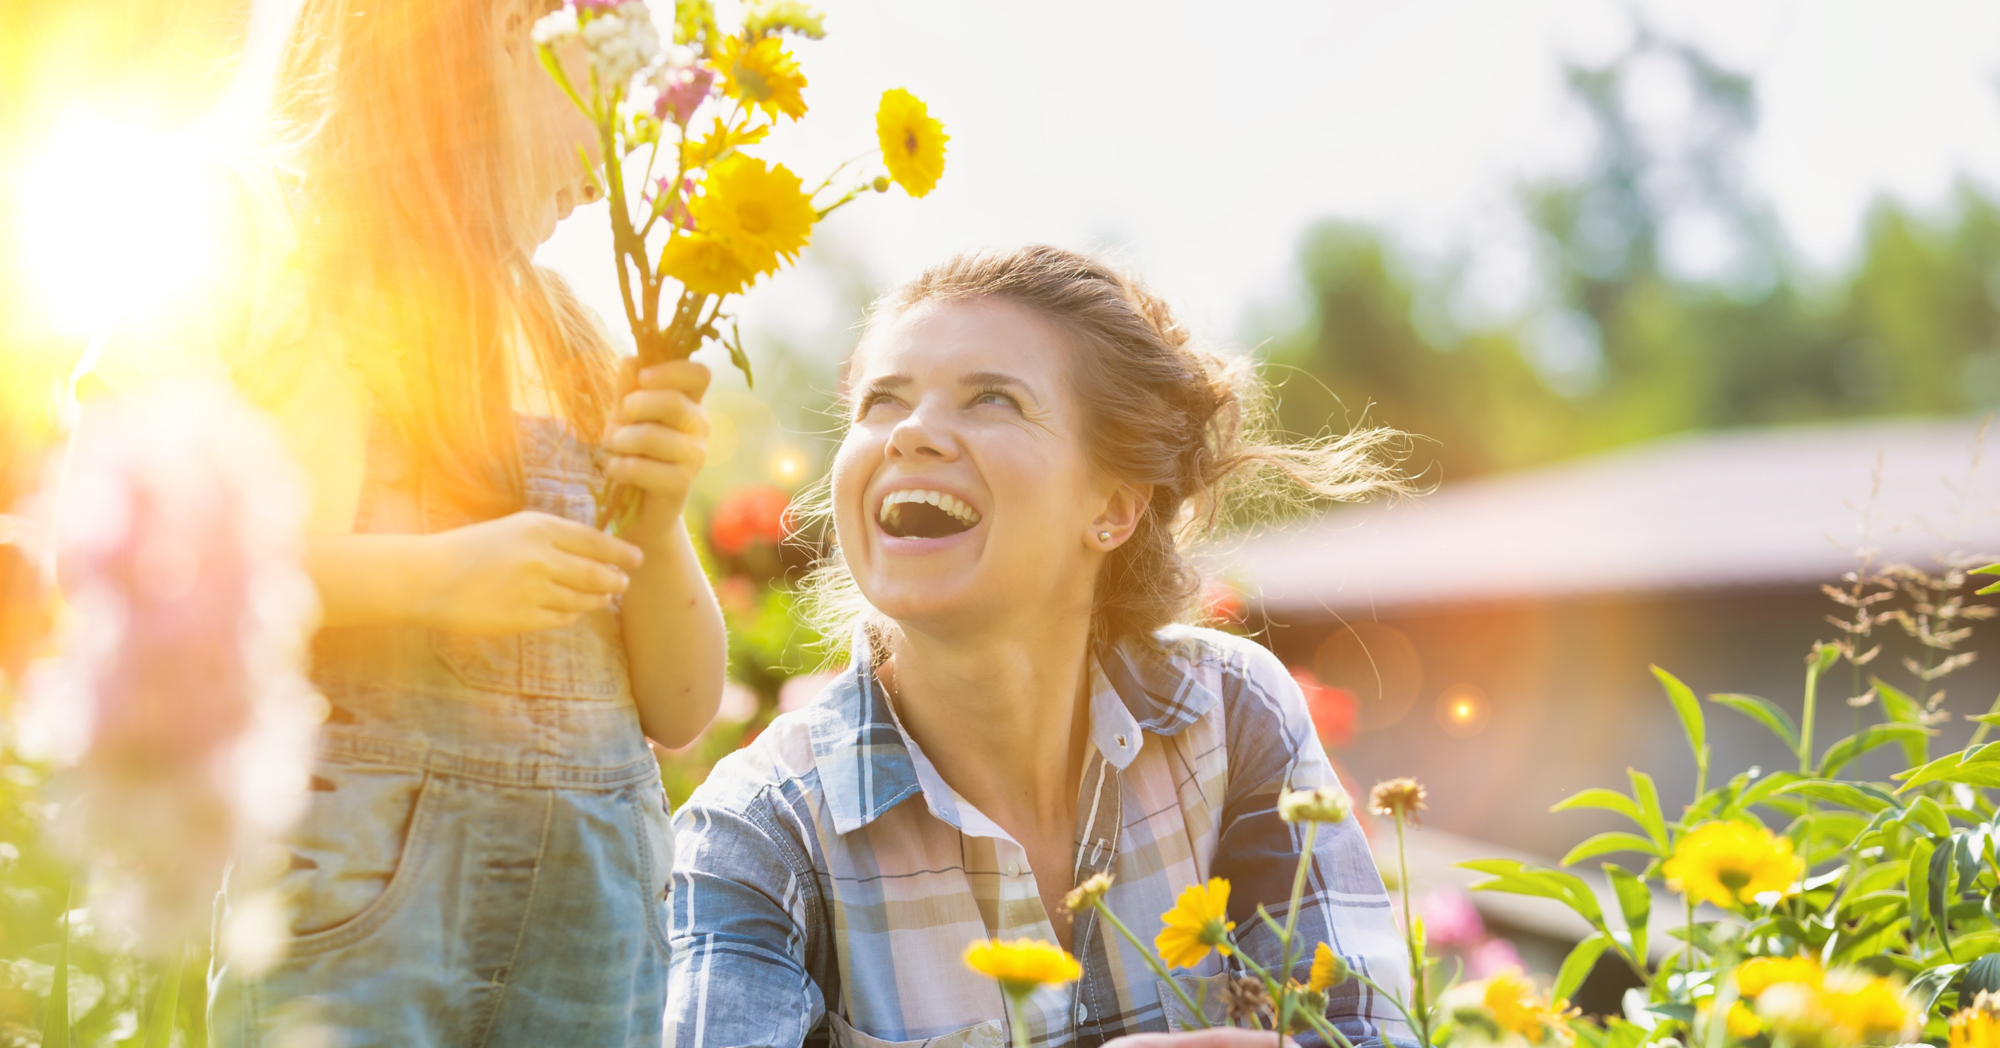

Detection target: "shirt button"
[1075, 1001, 1089, 1023]
[1004, 860, 1020, 877]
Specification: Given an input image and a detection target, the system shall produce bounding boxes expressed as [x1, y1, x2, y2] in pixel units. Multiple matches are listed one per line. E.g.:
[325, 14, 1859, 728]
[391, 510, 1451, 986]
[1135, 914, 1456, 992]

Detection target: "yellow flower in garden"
[679, 116, 770, 172]
[717, 36, 807, 121]
[1155, 877, 1235, 968]
[1697, 999, 1763, 1040]
[1819, 970, 1919, 1045]
[963, 938, 1081, 998]
[1735, 955, 1822, 997]
[876, 88, 948, 198]
[1441, 969, 1574, 1047]
[1950, 992, 2000, 1048]
[1662, 820, 1801, 908]
[1483, 968, 1551, 1041]
[1309, 941, 1348, 993]
[659, 233, 754, 296]
[687, 154, 815, 277]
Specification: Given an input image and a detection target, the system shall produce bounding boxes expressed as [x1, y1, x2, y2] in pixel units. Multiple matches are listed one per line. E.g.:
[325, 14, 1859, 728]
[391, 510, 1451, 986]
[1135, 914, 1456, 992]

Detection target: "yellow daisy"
[1155, 877, 1234, 969]
[679, 116, 770, 172]
[1735, 955, 1822, 997]
[1308, 942, 1348, 993]
[1483, 968, 1549, 1041]
[1661, 821, 1801, 908]
[686, 154, 815, 279]
[659, 232, 754, 297]
[1819, 970, 1919, 1045]
[1950, 992, 2000, 1048]
[716, 36, 807, 121]
[876, 88, 948, 198]
[963, 938, 1081, 999]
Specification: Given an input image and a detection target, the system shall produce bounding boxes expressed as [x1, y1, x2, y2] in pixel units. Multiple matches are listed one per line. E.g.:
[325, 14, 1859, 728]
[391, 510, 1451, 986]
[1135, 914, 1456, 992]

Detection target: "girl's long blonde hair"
[267, 0, 617, 517]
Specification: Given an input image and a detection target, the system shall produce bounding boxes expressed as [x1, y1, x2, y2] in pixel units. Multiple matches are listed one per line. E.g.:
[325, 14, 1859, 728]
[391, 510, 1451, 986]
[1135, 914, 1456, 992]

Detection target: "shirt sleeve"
[1209, 639, 1416, 1048]
[666, 783, 828, 1048]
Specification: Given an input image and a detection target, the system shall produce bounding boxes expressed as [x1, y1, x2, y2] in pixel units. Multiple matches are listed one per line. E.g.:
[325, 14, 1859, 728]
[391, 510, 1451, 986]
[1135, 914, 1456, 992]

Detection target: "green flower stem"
[1088, 901, 1211, 1029]
[1392, 815, 1432, 1048]
[1004, 990, 1030, 1048]
[1303, 1007, 1358, 1048]
[1276, 823, 1322, 1042]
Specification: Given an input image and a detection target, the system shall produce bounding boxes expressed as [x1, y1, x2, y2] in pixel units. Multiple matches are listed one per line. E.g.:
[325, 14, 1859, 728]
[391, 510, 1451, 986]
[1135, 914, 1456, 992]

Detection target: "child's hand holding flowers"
[603, 357, 711, 546]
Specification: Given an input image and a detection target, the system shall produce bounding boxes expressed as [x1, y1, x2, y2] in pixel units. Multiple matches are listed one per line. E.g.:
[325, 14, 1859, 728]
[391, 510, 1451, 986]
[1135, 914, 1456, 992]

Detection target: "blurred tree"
[1262, 27, 2000, 481]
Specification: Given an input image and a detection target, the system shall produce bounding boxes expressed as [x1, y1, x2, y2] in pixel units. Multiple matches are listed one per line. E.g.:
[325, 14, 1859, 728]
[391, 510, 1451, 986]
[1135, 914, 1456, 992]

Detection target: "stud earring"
[1098, 530, 1112, 544]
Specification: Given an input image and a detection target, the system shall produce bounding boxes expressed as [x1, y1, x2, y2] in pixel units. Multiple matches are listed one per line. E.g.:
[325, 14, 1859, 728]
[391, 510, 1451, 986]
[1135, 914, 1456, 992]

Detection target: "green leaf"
[1875, 678, 1933, 766]
[143, 958, 182, 1048]
[1778, 779, 1899, 813]
[1896, 749, 2000, 792]
[1911, 962, 1968, 1016]
[1460, 859, 1605, 924]
[1710, 693, 1800, 751]
[42, 891, 69, 1048]
[1903, 795, 1954, 838]
[1911, 837, 1937, 945]
[1932, 840, 1959, 958]
[1561, 832, 1662, 867]
[1965, 953, 2000, 999]
[1628, 769, 1670, 850]
[1604, 863, 1651, 962]
[1553, 932, 1612, 1005]
[1551, 788, 1648, 827]
[1731, 770, 1804, 814]
[1654, 665, 1708, 776]
[1820, 725, 1935, 778]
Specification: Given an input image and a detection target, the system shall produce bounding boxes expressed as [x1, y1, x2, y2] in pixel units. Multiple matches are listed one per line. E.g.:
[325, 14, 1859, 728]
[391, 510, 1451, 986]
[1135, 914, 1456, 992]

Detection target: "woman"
[666, 246, 1413, 1048]
[79, 0, 723, 1043]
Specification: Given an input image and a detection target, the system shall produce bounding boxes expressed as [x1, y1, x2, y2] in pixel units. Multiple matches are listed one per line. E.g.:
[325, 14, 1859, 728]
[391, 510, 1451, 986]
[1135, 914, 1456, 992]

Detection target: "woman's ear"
[1090, 483, 1151, 550]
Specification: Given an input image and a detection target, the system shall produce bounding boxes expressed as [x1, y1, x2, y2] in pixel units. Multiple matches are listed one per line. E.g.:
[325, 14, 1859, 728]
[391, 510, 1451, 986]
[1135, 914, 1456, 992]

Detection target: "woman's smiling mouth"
[877, 488, 981, 539]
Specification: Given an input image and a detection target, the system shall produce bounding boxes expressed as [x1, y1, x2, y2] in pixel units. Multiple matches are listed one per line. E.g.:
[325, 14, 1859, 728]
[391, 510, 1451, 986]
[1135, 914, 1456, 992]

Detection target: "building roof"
[1226, 417, 2000, 617]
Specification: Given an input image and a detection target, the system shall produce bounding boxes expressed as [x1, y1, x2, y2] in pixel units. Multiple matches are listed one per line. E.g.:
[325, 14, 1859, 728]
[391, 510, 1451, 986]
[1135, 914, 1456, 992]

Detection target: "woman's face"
[499, 0, 601, 248]
[833, 299, 1146, 639]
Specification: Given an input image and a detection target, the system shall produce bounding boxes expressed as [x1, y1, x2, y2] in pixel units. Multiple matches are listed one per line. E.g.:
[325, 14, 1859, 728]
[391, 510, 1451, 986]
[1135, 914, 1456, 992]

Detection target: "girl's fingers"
[546, 549, 630, 595]
[541, 584, 612, 614]
[606, 423, 705, 465]
[606, 455, 694, 496]
[638, 359, 711, 400]
[544, 515, 645, 571]
[522, 605, 589, 632]
[616, 388, 708, 435]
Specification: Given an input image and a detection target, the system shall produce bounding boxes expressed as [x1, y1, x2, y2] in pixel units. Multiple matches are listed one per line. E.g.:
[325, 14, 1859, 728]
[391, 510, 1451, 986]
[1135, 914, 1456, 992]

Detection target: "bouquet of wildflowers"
[531, 0, 947, 531]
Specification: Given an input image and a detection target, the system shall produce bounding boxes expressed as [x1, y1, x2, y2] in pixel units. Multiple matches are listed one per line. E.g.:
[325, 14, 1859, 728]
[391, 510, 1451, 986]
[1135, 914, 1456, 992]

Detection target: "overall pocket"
[275, 762, 435, 957]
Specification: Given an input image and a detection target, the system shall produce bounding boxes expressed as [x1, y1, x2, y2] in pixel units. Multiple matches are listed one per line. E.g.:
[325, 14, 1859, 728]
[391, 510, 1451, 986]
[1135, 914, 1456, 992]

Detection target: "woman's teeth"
[878, 489, 981, 538]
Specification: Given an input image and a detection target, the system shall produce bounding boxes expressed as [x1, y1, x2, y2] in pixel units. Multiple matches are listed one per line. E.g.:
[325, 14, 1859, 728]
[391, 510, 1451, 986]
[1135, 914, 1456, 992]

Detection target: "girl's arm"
[600, 358, 727, 748]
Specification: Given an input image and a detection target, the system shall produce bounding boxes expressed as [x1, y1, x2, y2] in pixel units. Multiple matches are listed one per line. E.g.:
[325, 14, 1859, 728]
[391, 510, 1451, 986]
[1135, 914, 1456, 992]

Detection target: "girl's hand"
[1103, 1034, 1299, 1048]
[415, 510, 644, 635]
[604, 357, 710, 545]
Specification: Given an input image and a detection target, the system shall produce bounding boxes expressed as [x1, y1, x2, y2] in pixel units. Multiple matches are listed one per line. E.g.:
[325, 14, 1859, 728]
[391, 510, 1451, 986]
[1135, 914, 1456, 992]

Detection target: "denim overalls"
[210, 415, 674, 1048]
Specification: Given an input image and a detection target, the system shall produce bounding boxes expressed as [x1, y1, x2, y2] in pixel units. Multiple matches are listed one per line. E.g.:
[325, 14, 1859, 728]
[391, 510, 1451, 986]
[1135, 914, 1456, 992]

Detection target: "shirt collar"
[806, 630, 1222, 835]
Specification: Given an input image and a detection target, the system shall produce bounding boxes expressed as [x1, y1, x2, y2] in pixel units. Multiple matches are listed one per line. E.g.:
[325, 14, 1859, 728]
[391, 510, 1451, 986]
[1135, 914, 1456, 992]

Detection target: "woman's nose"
[886, 405, 956, 461]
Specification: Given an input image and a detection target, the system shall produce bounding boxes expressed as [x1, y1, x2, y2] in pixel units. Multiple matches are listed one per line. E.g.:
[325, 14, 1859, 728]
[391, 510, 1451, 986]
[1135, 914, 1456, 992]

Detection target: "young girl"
[82, 0, 724, 1043]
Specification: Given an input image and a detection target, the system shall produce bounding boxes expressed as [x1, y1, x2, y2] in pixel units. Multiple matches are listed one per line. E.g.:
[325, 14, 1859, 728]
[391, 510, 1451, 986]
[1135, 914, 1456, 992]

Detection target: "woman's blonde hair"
[801, 244, 1411, 654]
[266, 0, 617, 517]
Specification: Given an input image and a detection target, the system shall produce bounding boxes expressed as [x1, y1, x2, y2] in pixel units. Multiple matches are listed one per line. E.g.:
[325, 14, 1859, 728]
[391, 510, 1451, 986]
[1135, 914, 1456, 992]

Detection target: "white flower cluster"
[20, 381, 321, 958]
[578, 2, 662, 97]
[530, 7, 579, 46]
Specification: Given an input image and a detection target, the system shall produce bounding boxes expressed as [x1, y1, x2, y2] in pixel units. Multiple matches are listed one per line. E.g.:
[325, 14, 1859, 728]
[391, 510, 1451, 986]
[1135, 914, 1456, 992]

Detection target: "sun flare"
[14, 105, 239, 343]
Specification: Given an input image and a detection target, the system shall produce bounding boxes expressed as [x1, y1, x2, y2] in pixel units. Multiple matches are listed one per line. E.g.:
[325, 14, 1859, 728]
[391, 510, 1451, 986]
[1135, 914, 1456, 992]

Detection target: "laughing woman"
[666, 246, 1415, 1048]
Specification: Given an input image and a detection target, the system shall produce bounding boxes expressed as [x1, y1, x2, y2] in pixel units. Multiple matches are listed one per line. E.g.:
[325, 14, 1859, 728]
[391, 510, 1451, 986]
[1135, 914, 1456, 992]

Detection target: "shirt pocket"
[1158, 973, 1236, 1031]
[276, 763, 435, 958]
[825, 1012, 1004, 1048]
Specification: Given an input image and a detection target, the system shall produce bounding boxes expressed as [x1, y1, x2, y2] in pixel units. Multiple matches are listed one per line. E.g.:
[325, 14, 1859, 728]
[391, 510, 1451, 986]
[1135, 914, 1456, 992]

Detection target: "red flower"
[1293, 668, 1357, 749]
[710, 485, 791, 556]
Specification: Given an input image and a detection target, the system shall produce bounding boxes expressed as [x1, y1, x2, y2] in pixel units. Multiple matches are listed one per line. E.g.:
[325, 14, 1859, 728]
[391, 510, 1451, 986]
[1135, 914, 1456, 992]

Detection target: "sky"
[532, 0, 2000, 362]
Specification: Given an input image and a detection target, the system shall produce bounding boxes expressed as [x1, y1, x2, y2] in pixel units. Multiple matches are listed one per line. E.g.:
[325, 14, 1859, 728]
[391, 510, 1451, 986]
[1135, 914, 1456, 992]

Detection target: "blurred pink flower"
[778, 670, 837, 715]
[1419, 887, 1486, 948]
[649, 175, 698, 231]
[653, 66, 715, 127]
[21, 382, 320, 956]
[1467, 936, 1525, 979]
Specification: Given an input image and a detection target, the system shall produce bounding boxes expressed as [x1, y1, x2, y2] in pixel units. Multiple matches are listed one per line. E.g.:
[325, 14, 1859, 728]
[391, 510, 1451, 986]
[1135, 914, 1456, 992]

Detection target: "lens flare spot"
[1436, 683, 1490, 738]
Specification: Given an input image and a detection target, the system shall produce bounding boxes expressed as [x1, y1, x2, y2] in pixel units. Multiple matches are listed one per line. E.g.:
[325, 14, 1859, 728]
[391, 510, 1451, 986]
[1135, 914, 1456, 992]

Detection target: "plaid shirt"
[666, 626, 1412, 1048]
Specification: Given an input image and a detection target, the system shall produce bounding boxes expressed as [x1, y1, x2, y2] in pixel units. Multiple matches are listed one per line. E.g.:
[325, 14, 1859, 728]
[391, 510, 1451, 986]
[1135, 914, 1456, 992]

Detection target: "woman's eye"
[973, 390, 1018, 408]
[858, 393, 899, 417]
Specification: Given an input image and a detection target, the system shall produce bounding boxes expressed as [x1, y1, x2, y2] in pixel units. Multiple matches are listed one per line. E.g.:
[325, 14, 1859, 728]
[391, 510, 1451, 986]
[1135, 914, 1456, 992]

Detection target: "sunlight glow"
[16, 105, 237, 343]
[1436, 683, 1491, 739]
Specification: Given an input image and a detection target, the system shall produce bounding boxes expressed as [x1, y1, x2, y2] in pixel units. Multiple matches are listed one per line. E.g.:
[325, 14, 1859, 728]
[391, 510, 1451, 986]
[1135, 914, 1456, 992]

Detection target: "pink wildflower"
[1419, 887, 1487, 948]
[649, 174, 697, 231]
[22, 382, 320, 956]
[653, 65, 715, 126]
